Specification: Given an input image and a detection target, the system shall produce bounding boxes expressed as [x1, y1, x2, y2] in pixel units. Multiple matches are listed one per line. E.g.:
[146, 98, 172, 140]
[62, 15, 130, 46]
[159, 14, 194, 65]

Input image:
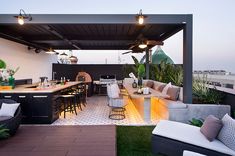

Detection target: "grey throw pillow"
[217, 114, 235, 151]
[167, 87, 180, 101]
[158, 84, 166, 92]
[146, 81, 154, 88]
[200, 115, 223, 142]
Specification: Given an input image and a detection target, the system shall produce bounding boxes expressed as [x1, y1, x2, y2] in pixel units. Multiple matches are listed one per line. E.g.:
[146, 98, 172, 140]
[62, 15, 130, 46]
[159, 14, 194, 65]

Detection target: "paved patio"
[52, 96, 159, 125]
[0, 125, 116, 156]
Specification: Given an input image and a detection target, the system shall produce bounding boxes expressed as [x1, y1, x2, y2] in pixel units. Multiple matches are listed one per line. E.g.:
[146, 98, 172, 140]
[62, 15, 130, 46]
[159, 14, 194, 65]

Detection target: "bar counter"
[0, 82, 81, 124]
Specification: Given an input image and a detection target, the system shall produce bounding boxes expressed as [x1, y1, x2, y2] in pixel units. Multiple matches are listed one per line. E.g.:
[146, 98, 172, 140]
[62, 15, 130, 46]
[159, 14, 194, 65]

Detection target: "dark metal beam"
[145, 48, 150, 79]
[0, 14, 191, 24]
[0, 32, 48, 51]
[41, 25, 81, 50]
[183, 15, 193, 103]
[159, 25, 184, 41]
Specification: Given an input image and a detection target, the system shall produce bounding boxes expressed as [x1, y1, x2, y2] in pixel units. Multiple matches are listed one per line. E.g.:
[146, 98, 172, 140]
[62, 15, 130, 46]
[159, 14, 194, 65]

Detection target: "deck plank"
[0, 125, 116, 156]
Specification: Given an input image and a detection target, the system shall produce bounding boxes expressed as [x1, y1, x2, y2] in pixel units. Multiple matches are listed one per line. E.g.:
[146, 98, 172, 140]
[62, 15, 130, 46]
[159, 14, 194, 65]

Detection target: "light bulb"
[139, 43, 147, 49]
[138, 16, 144, 25]
[18, 16, 24, 25]
[46, 48, 55, 54]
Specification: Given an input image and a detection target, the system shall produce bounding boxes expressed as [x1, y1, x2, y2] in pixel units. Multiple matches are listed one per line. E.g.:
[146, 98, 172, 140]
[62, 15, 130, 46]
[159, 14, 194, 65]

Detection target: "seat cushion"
[0, 116, 12, 121]
[160, 99, 187, 109]
[183, 151, 206, 156]
[152, 120, 235, 155]
[217, 114, 235, 151]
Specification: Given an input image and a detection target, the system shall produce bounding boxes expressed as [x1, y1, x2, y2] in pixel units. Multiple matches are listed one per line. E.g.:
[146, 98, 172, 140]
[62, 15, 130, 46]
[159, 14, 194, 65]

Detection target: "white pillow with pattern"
[217, 114, 235, 151]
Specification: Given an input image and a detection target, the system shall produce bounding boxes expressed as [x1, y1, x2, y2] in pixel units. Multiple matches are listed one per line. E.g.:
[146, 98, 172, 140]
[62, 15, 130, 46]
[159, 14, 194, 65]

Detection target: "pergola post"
[145, 48, 150, 79]
[183, 15, 193, 103]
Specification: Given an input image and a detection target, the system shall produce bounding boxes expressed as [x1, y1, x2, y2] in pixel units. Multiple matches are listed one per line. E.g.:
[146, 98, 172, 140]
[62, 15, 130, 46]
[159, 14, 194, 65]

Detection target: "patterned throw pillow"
[217, 114, 235, 151]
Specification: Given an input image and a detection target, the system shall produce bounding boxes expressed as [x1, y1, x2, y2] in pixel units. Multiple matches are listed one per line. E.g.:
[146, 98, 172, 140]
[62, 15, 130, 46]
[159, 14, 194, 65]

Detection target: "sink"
[25, 85, 38, 88]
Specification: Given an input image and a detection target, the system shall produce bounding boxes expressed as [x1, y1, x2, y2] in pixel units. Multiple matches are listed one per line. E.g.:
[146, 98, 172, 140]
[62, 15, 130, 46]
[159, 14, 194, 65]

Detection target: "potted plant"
[0, 67, 19, 88]
[137, 64, 145, 87]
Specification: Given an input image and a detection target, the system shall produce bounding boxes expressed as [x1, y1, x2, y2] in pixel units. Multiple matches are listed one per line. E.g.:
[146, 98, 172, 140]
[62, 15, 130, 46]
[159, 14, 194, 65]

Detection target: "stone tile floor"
[52, 96, 158, 126]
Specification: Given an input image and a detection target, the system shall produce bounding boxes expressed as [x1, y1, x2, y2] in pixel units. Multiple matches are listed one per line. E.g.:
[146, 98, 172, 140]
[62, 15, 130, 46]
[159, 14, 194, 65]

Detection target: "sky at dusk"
[1, 0, 235, 72]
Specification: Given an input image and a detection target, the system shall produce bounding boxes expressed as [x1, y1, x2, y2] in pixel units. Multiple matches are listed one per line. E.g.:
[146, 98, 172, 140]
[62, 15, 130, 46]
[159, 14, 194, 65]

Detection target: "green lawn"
[117, 126, 156, 156]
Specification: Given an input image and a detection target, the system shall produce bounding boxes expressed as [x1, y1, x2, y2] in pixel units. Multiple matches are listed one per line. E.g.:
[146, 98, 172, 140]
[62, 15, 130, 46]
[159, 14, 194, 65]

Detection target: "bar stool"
[68, 90, 83, 111]
[59, 94, 77, 118]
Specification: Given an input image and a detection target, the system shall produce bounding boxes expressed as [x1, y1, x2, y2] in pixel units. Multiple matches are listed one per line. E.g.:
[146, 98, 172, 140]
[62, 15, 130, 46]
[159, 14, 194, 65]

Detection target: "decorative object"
[14, 9, 32, 25]
[132, 80, 137, 88]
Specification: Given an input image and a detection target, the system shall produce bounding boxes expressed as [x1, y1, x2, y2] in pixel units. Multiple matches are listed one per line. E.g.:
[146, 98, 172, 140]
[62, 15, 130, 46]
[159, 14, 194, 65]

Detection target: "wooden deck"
[0, 125, 116, 156]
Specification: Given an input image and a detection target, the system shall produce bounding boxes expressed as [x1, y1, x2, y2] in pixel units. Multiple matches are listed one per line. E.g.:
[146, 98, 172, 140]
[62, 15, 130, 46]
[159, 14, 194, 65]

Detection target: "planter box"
[0, 86, 13, 90]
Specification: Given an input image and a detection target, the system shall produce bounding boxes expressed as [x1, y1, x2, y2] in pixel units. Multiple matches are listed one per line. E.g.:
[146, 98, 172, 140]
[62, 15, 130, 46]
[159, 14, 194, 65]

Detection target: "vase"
[8, 76, 15, 88]
[132, 80, 137, 88]
[138, 77, 143, 87]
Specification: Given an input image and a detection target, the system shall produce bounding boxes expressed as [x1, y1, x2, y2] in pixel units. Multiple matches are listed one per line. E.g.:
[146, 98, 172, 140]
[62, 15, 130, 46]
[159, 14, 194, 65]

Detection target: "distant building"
[193, 70, 235, 89]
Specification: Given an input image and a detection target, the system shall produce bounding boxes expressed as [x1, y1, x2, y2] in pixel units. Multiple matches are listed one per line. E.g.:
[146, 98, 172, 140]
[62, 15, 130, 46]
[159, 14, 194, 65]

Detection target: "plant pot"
[138, 78, 143, 87]
[8, 76, 15, 88]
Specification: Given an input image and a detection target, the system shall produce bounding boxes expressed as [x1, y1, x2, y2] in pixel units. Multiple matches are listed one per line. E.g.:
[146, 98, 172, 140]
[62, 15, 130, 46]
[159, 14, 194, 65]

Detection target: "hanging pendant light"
[136, 9, 147, 25]
[45, 47, 56, 54]
[69, 50, 78, 64]
[138, 41, 147, 49]
[14, 9, 32, 25]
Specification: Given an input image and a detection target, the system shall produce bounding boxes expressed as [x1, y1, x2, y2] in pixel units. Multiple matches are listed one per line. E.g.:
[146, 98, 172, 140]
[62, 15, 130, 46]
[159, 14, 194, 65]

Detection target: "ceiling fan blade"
[146, 40, 164, 46]
[122, 51, 132, 55]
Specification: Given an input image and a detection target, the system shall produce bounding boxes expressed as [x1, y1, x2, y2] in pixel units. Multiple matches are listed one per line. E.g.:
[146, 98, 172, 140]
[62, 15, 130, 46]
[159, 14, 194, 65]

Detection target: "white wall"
[0, 38, 57, 83]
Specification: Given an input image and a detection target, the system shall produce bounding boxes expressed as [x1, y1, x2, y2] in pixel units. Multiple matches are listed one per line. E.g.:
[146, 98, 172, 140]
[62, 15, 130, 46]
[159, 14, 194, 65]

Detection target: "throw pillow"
[146, 81, 154, 88]
[158, 84, 166, 92]
[217, 114, 235, 151]
[0, 103, 20, 117]
[200, 115, 223, 142]
[179, 87, 183, 101]
[162, 82, 172, 95]
[167, 87, 180, 101]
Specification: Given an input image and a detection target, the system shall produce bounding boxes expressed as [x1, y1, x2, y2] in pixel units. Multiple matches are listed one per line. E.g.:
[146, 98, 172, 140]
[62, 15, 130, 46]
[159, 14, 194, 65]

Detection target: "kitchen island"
[0, 82, 81, 124]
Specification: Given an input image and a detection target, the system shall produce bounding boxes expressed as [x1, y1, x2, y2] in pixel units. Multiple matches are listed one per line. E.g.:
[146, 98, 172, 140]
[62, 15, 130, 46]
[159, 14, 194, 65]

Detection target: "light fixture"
[69, 50, 78, 64]
[14, 9, 32, 25]
[60, 52, 68, 59]
[45, 48, 56, 54]
[138, 41, 147, 49]
[136, 9, 147, 25]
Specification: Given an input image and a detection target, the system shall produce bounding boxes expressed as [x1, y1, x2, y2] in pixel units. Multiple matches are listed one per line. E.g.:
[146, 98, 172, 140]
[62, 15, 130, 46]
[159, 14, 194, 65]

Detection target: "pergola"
[0, 14, 193, 103]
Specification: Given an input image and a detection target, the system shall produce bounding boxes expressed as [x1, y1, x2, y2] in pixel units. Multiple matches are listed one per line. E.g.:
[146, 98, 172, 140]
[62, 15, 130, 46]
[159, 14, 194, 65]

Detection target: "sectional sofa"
[124, 78, 231, 122]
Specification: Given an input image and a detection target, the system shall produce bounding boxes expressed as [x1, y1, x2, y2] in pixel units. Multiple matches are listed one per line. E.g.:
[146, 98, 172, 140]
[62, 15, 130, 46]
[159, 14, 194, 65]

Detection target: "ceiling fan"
[122, 39, 164, 55]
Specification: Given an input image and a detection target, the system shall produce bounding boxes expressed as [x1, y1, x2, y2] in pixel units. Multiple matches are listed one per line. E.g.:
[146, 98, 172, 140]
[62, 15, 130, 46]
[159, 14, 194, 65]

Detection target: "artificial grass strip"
[117, 126, 155, 156]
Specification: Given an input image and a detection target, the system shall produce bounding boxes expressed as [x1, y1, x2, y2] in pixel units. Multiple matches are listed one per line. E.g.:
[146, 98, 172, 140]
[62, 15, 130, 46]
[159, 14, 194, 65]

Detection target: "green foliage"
[193, 75, 224, 104]
[0, 59, 6, 69]
[154, 59, 183, 86]
[0, 125, 10, 139]
[138, 64, 145, 78]
[189, 118, 204, 127]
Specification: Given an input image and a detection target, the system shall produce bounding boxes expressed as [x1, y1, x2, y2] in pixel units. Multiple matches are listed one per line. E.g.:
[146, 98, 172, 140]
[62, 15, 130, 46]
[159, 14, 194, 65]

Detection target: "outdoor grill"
[99, 75, 116, 84]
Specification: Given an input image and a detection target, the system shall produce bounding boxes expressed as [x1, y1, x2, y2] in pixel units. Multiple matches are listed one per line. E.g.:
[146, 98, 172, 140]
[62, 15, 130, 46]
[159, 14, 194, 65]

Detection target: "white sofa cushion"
[160, 99, 187, 109]
[152, 120, 235, 155]
[183, 151, 206, 156]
